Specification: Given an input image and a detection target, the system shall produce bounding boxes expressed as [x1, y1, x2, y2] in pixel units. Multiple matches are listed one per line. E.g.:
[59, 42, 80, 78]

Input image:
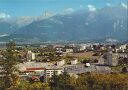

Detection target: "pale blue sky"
[0, 0, 127, 17]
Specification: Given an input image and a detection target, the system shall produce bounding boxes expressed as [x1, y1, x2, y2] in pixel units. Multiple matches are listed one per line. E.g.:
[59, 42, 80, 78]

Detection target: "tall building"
[104, 51, 118, 66]
[27, 51, 35, 61]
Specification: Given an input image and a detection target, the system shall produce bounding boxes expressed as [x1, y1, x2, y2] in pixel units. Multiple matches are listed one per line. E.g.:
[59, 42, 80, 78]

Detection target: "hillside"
[0, 6, 127, 43]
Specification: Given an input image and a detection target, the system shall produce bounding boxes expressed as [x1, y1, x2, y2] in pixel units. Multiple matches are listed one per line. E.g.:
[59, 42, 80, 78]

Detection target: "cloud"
[0, 13, 10, 19]
[121, 3, 127, 9]
[64, 8, 74, 13]
[87, 5, 96, 11]
[62, 8, 74, 15]
[106, 3, 111, 6]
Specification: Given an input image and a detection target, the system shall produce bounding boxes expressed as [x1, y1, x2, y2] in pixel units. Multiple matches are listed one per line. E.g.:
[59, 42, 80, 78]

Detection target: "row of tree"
[51, 72, 128, 90]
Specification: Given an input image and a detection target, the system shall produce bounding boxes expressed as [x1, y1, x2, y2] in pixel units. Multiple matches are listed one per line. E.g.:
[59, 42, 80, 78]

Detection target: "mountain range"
[0, 5, 127, 44]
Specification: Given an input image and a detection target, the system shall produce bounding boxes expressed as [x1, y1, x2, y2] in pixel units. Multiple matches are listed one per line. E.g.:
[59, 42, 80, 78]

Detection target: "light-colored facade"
[71, 59, 78, 65]
[104, 52, 118, 66]
[79, 44, 92, 51]
[27, 51, 35, 61]
[44, 66, 63, 82]
[119, 44, 127, 50]
[57, 60, 65, 66]
[66, 49, 73, 53]
[45, 69, 63, 77]
[23, 67, 45, 76]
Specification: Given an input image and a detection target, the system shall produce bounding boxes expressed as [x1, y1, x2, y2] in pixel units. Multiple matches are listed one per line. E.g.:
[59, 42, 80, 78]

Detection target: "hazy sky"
[0, 0, 127, 17]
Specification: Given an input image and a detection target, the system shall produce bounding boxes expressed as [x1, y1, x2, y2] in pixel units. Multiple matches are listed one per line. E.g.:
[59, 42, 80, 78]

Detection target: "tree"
[51, 71, 60, 88]
[122, 67, 128, 73]
[1, 41, 20, 89]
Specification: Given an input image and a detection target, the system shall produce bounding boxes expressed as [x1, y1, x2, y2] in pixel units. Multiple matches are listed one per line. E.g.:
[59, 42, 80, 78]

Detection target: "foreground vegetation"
[0, 73, 128, 90]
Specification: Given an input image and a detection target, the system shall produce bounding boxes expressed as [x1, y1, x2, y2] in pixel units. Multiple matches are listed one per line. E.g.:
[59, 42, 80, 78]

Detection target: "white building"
[57, 60, 65, 66]
[65, 49, 73, 53]
[116, 44, 128, 52]
[23, 67, 45, 76]
[56, 47, 63, 53]
[118, 53, 128, 58]
[85, 63, 91, 67]
[79, 44, 91, 51]
[104, 51, 118, 66]
[44, 65, 63, 82]
[71, 59, 78, 65]
[80, 45, 87, 51]
[40, 45, 47, 48]
[27, 51, 35, 61]
[119, 44, 127, 50]
[45, 68, 63, 77]
[17, 62, 53, 76]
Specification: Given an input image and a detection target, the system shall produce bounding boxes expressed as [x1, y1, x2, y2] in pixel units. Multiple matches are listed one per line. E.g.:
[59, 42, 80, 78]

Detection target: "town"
[16, 43, 128, 77]
[0, 0, 128, 89]
[0, 42, 127, 89]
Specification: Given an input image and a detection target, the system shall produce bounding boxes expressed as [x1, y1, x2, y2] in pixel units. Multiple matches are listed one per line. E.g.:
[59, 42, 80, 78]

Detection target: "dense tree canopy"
[0, 41, 20, 89]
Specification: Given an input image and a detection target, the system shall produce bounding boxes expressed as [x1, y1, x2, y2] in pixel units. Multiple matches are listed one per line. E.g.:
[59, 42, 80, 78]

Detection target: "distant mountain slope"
[0, 21, 18, 34]
[1, 6, 128, 43]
